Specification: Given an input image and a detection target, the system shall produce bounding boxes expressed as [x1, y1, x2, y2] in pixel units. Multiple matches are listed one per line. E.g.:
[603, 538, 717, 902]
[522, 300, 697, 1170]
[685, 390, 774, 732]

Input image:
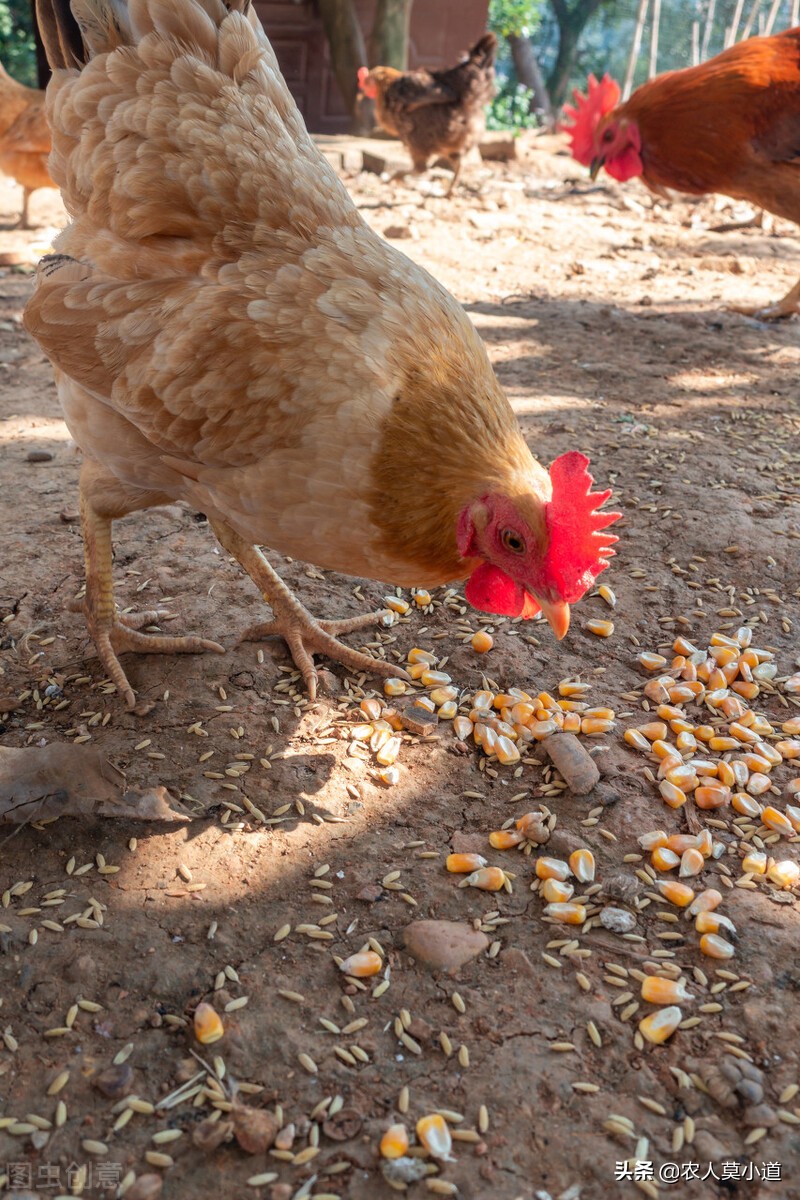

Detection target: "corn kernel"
[562, 712, 581, 733]
[652, 846, 680, 871]
[489, 829, 524, 850]
[414, 590, 432, 607]
[482, 727, 499, 757]
[658, 880, 695, 907]
[696, 830, 713, 857]
[688, 888, 722, 916]
[569, 849, 596, 883]
[408, 648, 436, 665]
[340, 951, 383, 977]
[496, 736, 521, 765]
[674, 636, 700, 655]
[639, 1006, 682, 1044]
[638, 653, 667, 670]
[471, 631, 494, 653]
[638, 830, 668, 851]
[416, 1114, 454, 1161]
[789, 778, 800, 796]
[641, 976, 693, 1005]
[586, 619, 614, 637]
[543, 901, 586, 925]
[767, 860, 800, 888]
[666, 764, 698, 791]
[473, 690, 494, 708]
[785, 674, 800, 695]
[699, 933, 735, 960]
[351, 723, 374, 740]
[435, 701, 456, 721]
[716, 762, 736, 790]
[376, 736, 401, 767]
[597, 583, 616, 607]
[421, 670, 450, 688]
[708, 736, 738, 752]
[695, 785, 730, 810]
[581, 717, 614, 735]
[516, 811, 547, 837]
[776, 740, 800, 760]
[786, 805, 800, 831]
[729, 722, 759, 744]
[651, 739, 676, 760]
[446, 853, 487, 874]
[679, 848, 704, 878]
[384, 678, 407, 697]
[625, 729, 651, 752]
[378, 766, 400, 786]
[670, 717, 694, 735]
[541, 878, 574, 903]
[732, 681, 760, 700]
[782, 718, 800, 736]
[695, 911, 736, 935]
[742, 850, 767, 875]
[659, 781, 687, 810]
[755, 740, 781, 764]
[430, 686, 458, 706]
[559, 681, 591, 697]
[193, 1003, 224, 1045]
[643, 680, 670, 704]
[462, 867, 507, 891]
[640, 722, 668, 741]
[761, 807, 795, 837]
[384, 596, 410, 614]
[529, 719, 558, 740]
[452, 716, 473, 741]
[535, 857, 571, 881]
[360, 699, 382, 721]
[380, 1123, 409, 1159]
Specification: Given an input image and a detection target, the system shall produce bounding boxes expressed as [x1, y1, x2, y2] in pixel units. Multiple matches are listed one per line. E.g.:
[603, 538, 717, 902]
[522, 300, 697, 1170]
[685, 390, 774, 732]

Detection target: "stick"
[648, 0, 662, 77]
[623, 0, 650, 99]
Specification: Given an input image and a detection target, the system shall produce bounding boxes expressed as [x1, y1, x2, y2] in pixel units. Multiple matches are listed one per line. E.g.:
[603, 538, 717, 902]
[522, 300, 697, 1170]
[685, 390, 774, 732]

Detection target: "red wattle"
[465, 563, 541, 620]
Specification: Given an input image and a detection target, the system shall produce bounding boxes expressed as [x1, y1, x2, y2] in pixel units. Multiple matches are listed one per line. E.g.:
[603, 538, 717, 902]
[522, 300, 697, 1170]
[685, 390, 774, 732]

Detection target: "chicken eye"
[602, 129, 614, 143]
[502, 529, 526, 555]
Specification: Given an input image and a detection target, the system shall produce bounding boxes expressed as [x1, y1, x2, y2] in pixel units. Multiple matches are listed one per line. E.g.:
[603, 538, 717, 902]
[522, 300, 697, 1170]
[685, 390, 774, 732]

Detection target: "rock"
[737, 1080, 765, 1105]
[404, 920, 488, 973]
[743, 1103, 776, 1127]
[192, 1115, 234, 1151]
[599, 906, 637, 934]
[400, 704, 438, 735]
[125, 1177, 163, 1200]
[25, 449, 53, 463]
[322, 1107, 363, 1141]
[479, 132, 518, 161]
[0, 697, 19, 712]
[92, 1062, 135, 1098]
[383, 224, 413, 239]
[356, 882, 384, 902]
[542, 733, 600, 795]
[602, 874, 642, 905]
[233, 1104, 279, 1154]
[64, 953, 96, 983]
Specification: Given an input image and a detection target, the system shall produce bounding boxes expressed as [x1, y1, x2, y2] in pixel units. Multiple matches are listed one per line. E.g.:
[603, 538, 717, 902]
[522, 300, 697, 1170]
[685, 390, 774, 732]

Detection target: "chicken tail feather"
[35, 0, 86, 70]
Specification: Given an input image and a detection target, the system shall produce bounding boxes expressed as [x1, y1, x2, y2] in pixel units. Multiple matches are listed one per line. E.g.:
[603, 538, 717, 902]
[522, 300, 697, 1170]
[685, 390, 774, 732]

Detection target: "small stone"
[478, 132, 518, 161]
[743, 1103, 776, 1127]
[92, 1063, 134, 1099]
[383, 224, 412, 239]
[404, 920, 489, 973]
[192, 1116, 233, 1151]
[31, 1129, 50, 1150]
[737, 1080, 765, 1106]
[400, 704, 439, 735]
[356, 882, 384, 902]
[542, 732, 600, 795]
[599, 906, 637, 934]
[26, 449, 53, 463]
[274, 1122, 295, 1151]
[233, 1104, 279, 1154]
[322, 1107, 363, 1141]
[602, 874, 641, 904]
[125, 1176, 163, 1200]
[381, 1155, 431, 1185]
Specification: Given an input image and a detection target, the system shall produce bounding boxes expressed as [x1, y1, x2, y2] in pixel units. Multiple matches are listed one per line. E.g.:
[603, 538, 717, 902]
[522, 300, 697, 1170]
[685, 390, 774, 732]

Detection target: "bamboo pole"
[623, 0, 650, 98]
[725, 0, 747, 44]
[763, 0, 783, 35]
[791, 0, 799, 24]
[691, 19, 700, 61]
[740, 0, 763, 38]
[701, 0, 717, 57]
[648, 0, 662, 76]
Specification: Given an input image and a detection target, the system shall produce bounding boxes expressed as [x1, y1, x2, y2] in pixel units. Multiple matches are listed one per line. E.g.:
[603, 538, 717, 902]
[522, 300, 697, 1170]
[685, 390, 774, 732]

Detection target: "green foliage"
[0, 0, 37, 86]
[486, 80, 537, 131]
[489, 0, 543, 39]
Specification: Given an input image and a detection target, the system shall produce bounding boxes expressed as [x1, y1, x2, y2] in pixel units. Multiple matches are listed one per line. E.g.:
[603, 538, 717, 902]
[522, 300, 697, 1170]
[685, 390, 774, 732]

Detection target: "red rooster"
[564, 30, 800, 319]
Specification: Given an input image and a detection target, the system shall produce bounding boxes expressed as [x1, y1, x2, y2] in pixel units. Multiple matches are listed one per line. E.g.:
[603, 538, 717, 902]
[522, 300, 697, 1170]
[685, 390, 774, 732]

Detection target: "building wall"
[255, 0, 490, 133]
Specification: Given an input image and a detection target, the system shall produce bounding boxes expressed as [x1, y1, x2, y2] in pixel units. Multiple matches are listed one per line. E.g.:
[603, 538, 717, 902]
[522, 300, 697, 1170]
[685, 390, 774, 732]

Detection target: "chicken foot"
[730, 276, 800, 321]
[74, 465, 225, 713]
[211, 520, 408, 700]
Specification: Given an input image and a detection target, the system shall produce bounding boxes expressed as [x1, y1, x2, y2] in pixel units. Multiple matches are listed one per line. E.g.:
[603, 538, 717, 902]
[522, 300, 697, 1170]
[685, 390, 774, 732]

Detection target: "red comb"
[561, 73, 621, 165]
[545, 451, 621, 604]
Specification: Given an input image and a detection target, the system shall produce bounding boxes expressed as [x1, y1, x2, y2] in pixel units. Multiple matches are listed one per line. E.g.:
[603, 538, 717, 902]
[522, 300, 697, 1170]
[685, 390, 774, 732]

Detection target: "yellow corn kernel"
[669, 717, 694, 735]
[734, 625, 752, 647]
[384, 596, 410, 614]
[380, 1123, 409, 1159]
[416, 1114, 454, 1161]
[581, 717, 614, 735]
[625, 728, 651, 752]
[658, 880, 695, 907]
[664, 833, 698, 854]
[706, 673, 728, 695]
[421, 670, 451, 688]
[408, 662, 430, 680]
[666, 764, 698, 791]
[562, 712, 582, 733]
[729, 722, 758, 745]
[462, 867, 507, 892]
[472, 690, 494, 708]
[376, 736, 401, 767]
[470, 631, 494, 653]
[695, 911, 736, 936]
[720, 695, 747, 720]
[430, 686, 458, 706]
[776, 740, 800, 760]
[668, 685, 699, 703]
[695, 830, 713, 857]
[569, 849, 596, 883]
[782, 717, 800, 736]
[489, 829, 525, 850]
[529, 719, 558, 740]
[340, 951, 383, 977]
[742, 849, 767, 875]
[351, 723, 374, 740]
[638, 652, 667, 671]
[732, 792, 761, 818]
[761, 807, 795, 837]
[784, 673, 800, 694]
[408, 647, 437, 665]
[679, 848, 704, 878]
[767, 860, 800, 888]
[699, 933, 735, 960]
[360, 698, 382, 721]
[482, 727, 499, 757]
[384, 678, 407, 697]
[597, 583, 616, 607]
[379, 767, 400, 786]
[193, 1003, 224, 1045]
[414, 590, 432, 607]
[452, 716, 474, 743]
[710, 645, 738, 667]
[446, 853, 487, 874]
[437, 701, 457, 721]
[585, 619, 614, 637]
[639, 1006, 682, 1045]
[716, 761, 736, 789]
[516, 811, 546, 836]
[641, 976, 693, 1005]
[789, 778, 800, 795]
[651, 739, 677, 761]
[786, 805, 800, 831]
[559, 681, 591, 697]
[711, 632, 739, 649]
[495, 736, 521, 765]
[535, 857, 571, 881]
[659, 781, 687, 810]
[541, 878, 574, 903]
[652, 846, 680, 872]
[732, 681, 760, 700]
[694, 785, 730, 810]
[643, 680, 670, 704]
[640, 722, 668, 742]
[743, 753, 772, 774]
[543, 901, 586, 925]
[708, 736, 738, 752]
[638, 830, 668, 851]
[688, 888, 722, 915]
[747, 773, 772, 798]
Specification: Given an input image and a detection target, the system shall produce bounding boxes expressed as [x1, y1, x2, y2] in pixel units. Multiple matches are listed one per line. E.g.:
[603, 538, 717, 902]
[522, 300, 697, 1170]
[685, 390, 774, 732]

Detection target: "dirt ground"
[1, 133, 800, 1200]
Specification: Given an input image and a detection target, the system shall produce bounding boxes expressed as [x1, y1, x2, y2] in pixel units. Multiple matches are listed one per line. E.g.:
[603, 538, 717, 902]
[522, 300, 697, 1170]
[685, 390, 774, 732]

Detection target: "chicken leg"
[74, 462, 225, 713]
[730, 277, 800, 321]
[211, 519, 408, 701]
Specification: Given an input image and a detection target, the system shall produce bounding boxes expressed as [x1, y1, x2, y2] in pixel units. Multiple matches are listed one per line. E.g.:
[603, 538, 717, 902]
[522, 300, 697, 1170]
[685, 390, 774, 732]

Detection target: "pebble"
[542, 732, 600, 795]
[26, 449, 54, 462]
[599, 906, 637, 934]
[404, 919, 489, 973]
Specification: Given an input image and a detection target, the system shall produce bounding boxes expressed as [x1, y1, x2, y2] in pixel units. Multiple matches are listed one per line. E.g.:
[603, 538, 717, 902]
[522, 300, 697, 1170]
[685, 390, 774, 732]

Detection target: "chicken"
[564, 30, 800, 319]
[24, 0, 619, 712]
[357, 33, 497, 195]
[0, 61, 54, 228]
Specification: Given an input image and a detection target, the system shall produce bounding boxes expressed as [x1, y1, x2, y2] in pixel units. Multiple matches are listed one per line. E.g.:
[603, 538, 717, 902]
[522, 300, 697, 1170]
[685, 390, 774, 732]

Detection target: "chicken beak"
[589, 157, 603, 181]
[537, 596, 571, 641]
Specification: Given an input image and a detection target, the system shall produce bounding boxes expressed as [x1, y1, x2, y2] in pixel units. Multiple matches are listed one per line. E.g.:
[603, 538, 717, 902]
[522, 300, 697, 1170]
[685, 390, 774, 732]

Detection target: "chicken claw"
[212, 520, 408, 700]
[730, 277, 800, 320]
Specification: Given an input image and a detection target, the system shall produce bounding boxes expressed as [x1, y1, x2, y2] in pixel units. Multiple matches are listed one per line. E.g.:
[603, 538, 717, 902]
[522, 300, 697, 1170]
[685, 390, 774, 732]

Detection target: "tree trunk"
[508, 33, 553, 124]
[368, 0, 414, 69]
[648, 0, 661, 77]
[623, 0, 649, 98]
[318, 0, 369, 130]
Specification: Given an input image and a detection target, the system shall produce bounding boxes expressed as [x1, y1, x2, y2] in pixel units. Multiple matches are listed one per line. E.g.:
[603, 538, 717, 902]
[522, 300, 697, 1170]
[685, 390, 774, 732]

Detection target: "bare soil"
[1, 134, 800, 1200]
